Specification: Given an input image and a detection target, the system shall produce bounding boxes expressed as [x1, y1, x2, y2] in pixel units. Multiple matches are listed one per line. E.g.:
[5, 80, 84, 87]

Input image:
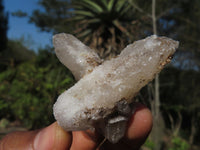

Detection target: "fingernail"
[33, 123, 71, 150]
[33, 126, 53, 150]
[33, 129, 47, 150]
[33, 130, 43, 150]
[84, 129, 99, 142]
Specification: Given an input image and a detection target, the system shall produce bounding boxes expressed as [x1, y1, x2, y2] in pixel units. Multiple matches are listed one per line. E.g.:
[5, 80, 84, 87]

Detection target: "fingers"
[70, 130, 99, 150]
[0, 103, 152, 150]
[125, 103, 153, 149]
[33, 122, 72, 150]
[69, 103, 152, 150]
[0, 122, 99, 150]
[99, 103, 153, 150]
[0, 130, 38, 150]
[0, 122, 72, 150]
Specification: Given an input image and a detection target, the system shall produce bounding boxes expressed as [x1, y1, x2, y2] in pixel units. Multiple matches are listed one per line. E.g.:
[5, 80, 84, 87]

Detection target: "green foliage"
[169, 137, 190, 150]
[30, 0, 140, 58]
[2, 0, 200, 147]
[0, 118, 10, 128]
[0, 39, 36, 71]
[6, 40, 36, 61]
[144, 139, 155, 150]
[72, 0, 134, 58]
[0, 50, 75, 129]
[30, 0, 73, 33]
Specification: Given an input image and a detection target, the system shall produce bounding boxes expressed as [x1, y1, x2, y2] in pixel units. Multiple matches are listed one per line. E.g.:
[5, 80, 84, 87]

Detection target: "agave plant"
[71, 0, 135, 58]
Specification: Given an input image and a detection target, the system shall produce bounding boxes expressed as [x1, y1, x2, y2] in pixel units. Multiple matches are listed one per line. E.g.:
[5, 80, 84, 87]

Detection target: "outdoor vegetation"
[0, 0, 200, 150]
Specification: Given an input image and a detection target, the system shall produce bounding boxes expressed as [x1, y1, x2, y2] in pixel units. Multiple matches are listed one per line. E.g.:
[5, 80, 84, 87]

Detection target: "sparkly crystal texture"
[53, 33, 179, 143]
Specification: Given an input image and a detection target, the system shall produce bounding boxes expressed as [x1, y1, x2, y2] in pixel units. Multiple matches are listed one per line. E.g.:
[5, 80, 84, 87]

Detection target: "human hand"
[0, 103, 152, 150]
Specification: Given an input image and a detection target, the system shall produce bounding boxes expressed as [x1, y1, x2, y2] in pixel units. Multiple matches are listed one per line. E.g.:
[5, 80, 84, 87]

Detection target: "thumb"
[0, 122, 72, 150]
[33, 122, 72, 150]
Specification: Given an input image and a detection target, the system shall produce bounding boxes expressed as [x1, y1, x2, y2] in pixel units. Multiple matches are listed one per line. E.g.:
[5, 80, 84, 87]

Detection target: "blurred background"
[0, 0, 199, 149]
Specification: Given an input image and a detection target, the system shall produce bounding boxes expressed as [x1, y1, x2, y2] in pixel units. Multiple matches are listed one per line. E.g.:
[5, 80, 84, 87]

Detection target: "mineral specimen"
[53, 33, 179, 143]
[53, 33, 102, 80]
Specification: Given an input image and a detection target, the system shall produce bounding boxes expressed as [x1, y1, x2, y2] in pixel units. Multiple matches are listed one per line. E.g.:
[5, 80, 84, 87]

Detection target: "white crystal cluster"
[53, 33, 179, 132]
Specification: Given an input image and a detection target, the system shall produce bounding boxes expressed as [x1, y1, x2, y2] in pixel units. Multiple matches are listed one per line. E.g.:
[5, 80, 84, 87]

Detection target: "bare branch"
[128, 0, 152, 18]
[152, 0, 157, 35]
[157, 7, 175, 19]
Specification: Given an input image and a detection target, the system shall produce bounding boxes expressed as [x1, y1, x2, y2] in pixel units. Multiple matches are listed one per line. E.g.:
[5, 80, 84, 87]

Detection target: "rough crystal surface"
[53, 33, 102, 80]
[53, 33, 179, 142]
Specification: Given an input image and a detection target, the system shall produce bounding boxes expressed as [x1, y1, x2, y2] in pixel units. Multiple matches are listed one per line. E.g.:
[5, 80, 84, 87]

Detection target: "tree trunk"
[152, 0, 157, 35]
[189, 115, 196, 146]
[167, 112, 175, 132]
[151, 1, 164, 150]
[173, 111, 182, 136]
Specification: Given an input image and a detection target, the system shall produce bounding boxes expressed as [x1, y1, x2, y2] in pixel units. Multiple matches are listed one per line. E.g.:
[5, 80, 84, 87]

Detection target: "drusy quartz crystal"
[53, 33, 179, 143]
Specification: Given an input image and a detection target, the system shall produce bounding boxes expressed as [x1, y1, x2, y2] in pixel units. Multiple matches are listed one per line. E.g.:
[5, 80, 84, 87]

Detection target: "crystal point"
[53, 33, 102, 80]
[53, 33, 179, 142]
